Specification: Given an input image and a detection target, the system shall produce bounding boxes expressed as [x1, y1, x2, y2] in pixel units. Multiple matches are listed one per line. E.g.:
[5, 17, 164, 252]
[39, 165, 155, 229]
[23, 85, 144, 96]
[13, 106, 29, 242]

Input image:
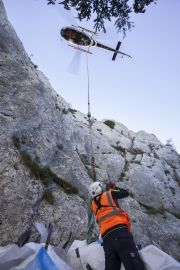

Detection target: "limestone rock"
[0, 0, 180, 261]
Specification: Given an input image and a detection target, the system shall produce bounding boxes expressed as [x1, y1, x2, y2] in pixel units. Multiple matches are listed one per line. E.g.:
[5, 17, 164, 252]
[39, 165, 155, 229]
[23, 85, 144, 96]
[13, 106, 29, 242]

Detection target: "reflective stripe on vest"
[96, 191, 123, 224]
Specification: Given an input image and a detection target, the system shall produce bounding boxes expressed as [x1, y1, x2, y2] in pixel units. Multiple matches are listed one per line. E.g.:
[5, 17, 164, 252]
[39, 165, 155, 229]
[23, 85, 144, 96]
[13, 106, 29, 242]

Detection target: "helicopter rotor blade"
[67, 49, 82, 75]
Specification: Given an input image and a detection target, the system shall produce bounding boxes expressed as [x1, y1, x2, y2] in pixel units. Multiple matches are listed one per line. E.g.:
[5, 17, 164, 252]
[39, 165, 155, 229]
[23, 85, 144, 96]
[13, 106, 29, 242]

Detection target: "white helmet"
[89, 181, 103, 198]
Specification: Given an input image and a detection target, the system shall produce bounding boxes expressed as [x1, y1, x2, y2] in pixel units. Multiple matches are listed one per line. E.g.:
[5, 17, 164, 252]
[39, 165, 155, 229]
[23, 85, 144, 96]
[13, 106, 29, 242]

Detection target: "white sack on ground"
[67, 240, 126, 270]
[19, 243, 73, 270]
[139, 245, 180, 270]
[67, 240, 107, 270]
[0, 244, 34, 270]
[0, 243, 73, 270]
[67, 240, 180, 270]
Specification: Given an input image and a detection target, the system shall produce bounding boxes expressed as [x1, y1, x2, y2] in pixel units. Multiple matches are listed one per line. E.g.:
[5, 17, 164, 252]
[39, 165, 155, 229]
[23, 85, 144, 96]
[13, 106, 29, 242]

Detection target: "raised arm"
[111, 188, 129, 200]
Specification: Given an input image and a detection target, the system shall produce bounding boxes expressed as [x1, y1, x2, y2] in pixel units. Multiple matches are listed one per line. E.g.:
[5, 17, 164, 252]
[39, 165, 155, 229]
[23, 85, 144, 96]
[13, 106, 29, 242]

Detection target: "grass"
[103, 120, 115, 129]
[139, 201, 165, 215]
[42, 190, 54, 205]
[146, 208, 165, 215]
[170, 186, 176, 196]
[62, 108, 68, 114]
[12, 135, 79, 197]
[12, 135, 21, 149]
[139, 201, 180, 219]
[20, 151, 51, 186]
[68, 108, 77, 114]
[53, 176, 78, 194]
[62, 108, 69, 114]
[171, 212, 180, 219]
[120, 172, 126, 178]
[112, 145, 126, 154]
[20, 150, 78, 194]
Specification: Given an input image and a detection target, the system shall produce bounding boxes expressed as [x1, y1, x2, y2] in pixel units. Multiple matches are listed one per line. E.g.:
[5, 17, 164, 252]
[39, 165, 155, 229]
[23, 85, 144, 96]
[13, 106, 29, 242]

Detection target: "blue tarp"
[26, 247, 58, 270]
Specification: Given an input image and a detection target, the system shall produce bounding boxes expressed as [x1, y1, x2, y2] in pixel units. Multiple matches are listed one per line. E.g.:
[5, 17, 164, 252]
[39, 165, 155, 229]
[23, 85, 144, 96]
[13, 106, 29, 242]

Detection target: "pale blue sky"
[3, 0, 180, 153]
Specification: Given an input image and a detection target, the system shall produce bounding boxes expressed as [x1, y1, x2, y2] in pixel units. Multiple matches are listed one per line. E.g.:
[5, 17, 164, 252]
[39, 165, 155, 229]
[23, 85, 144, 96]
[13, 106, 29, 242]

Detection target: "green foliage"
[12, 134, 27, 149]
[20, 151, 50, 186]
[12, 135, 21, 149]
[68, 108, 77, 114]
[139, 202, 165, 215]
[146, 208, 165, 215]
[112, 145, 126, 154]
[47, 0, 156, 34]
[20, 151, 78, 194]
[128, 191, 134, 198]
[80, 195, 86, 201]
[103, 120, 115, 129]
[170, 186, 176, 196]
[172, 212, 180, 219]
[62, 108, 68, 114]
[42, 190, 54, 204]
[12, 134, 78, 196]
[120, 172, 126, 178]
[133, 0, 155, 13]
[53, 177, 78, 194]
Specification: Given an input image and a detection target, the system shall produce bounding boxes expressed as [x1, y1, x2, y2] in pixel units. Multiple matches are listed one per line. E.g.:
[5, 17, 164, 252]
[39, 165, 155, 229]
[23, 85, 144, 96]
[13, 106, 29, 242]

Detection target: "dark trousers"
[103, 227, 145, 270]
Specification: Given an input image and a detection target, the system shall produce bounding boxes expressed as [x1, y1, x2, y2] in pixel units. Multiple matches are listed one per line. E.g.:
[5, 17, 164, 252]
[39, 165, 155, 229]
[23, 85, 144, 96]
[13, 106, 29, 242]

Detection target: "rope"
[86, 53, 96, 181]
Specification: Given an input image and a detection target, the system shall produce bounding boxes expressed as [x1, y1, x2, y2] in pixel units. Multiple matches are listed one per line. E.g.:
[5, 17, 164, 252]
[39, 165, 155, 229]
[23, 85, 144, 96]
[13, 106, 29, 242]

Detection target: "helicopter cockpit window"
[62, 28, 91, 46]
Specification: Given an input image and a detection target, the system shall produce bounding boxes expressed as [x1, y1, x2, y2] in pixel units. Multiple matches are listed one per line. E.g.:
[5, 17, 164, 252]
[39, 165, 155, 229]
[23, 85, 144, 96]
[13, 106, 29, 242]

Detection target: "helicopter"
[60, 25, 132, 61]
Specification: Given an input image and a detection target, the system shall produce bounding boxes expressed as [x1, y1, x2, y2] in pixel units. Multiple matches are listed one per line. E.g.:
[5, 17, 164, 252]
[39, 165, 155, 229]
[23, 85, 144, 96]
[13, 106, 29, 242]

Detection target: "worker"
[88, 181, 145, 270]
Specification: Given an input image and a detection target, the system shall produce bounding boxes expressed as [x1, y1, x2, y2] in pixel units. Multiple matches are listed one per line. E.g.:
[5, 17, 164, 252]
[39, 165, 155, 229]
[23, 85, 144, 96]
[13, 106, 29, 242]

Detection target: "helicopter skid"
[68, 44, 92, 54]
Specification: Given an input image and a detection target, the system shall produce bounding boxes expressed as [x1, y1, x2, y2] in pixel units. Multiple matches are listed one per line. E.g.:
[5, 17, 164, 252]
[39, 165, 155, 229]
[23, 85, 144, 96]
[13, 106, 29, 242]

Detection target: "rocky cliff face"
[0, 0, 180, 260]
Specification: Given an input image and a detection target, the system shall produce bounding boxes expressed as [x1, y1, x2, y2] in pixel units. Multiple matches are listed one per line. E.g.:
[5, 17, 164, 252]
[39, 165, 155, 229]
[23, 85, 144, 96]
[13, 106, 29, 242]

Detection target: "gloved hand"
[107, 181, 117, 190]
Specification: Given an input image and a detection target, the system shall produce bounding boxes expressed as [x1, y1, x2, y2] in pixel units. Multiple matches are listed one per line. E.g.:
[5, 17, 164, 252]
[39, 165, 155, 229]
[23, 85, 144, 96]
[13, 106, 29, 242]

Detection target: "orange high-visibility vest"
[91, 190, 131, 236]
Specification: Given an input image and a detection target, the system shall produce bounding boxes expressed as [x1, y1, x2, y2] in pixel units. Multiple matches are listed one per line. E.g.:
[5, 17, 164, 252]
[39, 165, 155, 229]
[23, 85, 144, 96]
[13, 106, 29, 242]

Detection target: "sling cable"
[86, 53, 96, 182]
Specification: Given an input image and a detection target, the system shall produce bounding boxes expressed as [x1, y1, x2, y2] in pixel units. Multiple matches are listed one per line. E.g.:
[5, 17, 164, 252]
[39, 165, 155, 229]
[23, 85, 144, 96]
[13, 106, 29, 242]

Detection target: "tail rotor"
[112, 41, 122, 61]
